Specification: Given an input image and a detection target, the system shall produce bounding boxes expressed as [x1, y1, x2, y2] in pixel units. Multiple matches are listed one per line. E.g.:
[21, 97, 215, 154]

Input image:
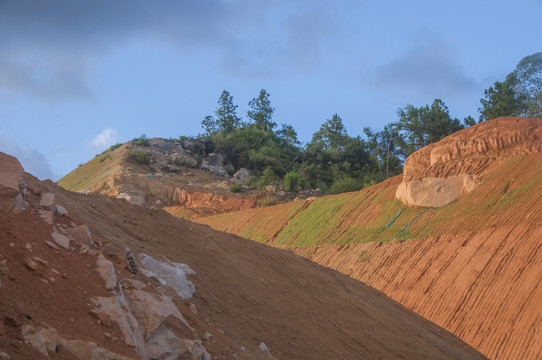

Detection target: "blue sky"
[0, 0, 541, 180]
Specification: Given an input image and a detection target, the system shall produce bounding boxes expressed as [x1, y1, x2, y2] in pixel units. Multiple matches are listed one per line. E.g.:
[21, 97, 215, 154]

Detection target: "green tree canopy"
[247, 89, 276, 131]
[396, 99, 463, 154]
[506, 52, 542, 117]
[202, 90, 242, 134]
[479, 81, 520, 122]
[479, 52, 542, 121]
[307, 114, 349, 153]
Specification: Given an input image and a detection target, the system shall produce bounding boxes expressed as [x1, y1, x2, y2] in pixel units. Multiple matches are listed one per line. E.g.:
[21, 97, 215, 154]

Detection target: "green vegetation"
[479, 52, 542, 121]
[131, 150, 150, 164]
[229, 184, 243, 193]
[283, 172, 301, 192]
[257, 167, 279, 190]
[191, 52, 541, 195]
[132, 134, 150, 147]
[109, 143, 123, 151]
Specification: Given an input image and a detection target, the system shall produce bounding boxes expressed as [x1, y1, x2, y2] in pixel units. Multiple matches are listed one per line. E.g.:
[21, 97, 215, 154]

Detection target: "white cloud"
[0, 134, 57, 180]
[91, 128, 118, 150]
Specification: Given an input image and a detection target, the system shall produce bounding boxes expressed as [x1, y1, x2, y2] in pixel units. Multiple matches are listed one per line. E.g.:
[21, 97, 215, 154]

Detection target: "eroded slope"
[199, 118, 542, 360]
[1, 153, 486, 359]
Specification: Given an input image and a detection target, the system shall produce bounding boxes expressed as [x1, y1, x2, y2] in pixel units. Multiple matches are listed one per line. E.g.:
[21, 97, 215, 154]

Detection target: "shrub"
[257, 167, 278, 190]
[229, 184, 243, 193]
[329, 177, 363, 194]
[260, 197, 279, 207]
[131, 150, 150, 164]
[283, 171, 300, 192]
[132, 134, 150, 147]
[109, 143, 123, 151]
[246, 176, 258, 188]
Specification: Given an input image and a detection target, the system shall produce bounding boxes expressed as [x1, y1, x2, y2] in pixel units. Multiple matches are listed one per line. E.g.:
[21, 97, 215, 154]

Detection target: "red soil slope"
[199, 118, 542, 360]
[0, 153, 486, 359]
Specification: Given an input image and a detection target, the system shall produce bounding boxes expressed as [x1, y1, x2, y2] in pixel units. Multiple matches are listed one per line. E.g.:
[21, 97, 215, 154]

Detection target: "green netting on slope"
[377, 208, 403, 233]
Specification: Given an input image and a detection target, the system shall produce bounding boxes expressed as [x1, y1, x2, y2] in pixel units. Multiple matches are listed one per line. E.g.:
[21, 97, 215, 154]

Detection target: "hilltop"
[199, 117, 542, 360]
[0, 152, 487, 359]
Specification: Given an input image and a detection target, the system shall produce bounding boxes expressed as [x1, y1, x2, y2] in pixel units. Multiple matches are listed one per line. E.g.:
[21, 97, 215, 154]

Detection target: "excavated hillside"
[0, 152, 487, 359]
[199, 117, 542, 360]
[57, 139, 262, 220]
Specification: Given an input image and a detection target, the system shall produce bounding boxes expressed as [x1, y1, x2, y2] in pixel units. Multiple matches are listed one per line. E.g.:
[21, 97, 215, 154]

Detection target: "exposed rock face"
[396, 118, 542, 207]
[0, 152, 24, 211]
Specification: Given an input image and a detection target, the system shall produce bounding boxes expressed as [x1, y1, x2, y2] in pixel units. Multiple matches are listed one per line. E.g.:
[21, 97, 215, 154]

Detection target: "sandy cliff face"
[396, 117, 542, 207]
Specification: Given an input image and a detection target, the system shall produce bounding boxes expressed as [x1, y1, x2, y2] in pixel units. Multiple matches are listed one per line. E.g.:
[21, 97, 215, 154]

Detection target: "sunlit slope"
[199, 154, 542, 248]
[198, 119, 542, 360]
[57, 143, 129, 192]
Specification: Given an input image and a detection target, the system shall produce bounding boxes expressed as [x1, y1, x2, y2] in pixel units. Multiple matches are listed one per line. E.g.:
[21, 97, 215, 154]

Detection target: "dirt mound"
[199, 118, 542, 360]
[0, 153, 486, 359]
[396, 117, 542, 207]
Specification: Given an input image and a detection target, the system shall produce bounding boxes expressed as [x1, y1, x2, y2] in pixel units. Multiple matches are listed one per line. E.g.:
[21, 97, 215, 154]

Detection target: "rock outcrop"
[0, 152, 24, 211]
[396, 117, 542, 207]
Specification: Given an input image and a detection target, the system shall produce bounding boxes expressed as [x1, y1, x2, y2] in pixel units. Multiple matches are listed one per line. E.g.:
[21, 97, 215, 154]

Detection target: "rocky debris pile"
[396, 117, 542, 207]
[136, 138, 232, 180]
[0, 153, 220, 360]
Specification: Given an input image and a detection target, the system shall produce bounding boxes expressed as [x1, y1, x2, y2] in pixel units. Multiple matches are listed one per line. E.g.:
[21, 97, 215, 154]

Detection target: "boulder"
[199, 161, 211, 170]
[59, 338, 135, 360]
[124, 289, 193, 341]
[11, 193, 29, 213]
[233, 168, 250, 183]
[51, 204, 68, 216]
[117, 192, 145, 206]
[150, 138, 175, 152]
[40, 193, 56, 207]
[209, 166, 229, 178]
[0, 153, 24, 211]
[21, 325, 58, 357]
[96, 254, 117, 291]
[51, 231, 70, 250]
[203, 153, 225, 167]
[90, 295, 146, 353]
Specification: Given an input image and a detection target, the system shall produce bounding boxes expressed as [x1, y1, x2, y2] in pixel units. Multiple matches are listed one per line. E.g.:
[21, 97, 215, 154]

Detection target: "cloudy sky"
[0, 0, 541, 180]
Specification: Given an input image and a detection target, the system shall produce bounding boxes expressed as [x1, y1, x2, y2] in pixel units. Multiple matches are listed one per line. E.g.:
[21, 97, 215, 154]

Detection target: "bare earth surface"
[0, 153, 486, 359]
[200, 118, 542, 360]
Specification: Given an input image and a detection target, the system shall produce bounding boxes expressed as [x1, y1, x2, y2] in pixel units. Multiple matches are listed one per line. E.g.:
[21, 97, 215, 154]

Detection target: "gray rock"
[276, 190, 286, 197]
[150, 138, 175, 152]
[233, 168, 250, 183]
[51, 232, 70, 250]
[200, 161, 210, 170]
[182, 140, 206, 155]
[209, 166, 229, 178]
[52, 204, 68, 217]
[39, 193, 55, 207]
[117, 192, 145, 206]
[12, 193, 29, 212]
[203, 153, 224, 167]
[224, 164, 234, 173]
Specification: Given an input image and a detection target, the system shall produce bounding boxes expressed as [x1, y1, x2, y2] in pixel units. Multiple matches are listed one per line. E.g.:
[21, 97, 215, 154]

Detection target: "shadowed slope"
[15, 167, 487, 360]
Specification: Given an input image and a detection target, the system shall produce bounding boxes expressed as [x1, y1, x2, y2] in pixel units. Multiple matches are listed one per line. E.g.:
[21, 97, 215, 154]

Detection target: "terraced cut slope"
[199, 118, 542, 360]
[1, 152, 487, 360]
